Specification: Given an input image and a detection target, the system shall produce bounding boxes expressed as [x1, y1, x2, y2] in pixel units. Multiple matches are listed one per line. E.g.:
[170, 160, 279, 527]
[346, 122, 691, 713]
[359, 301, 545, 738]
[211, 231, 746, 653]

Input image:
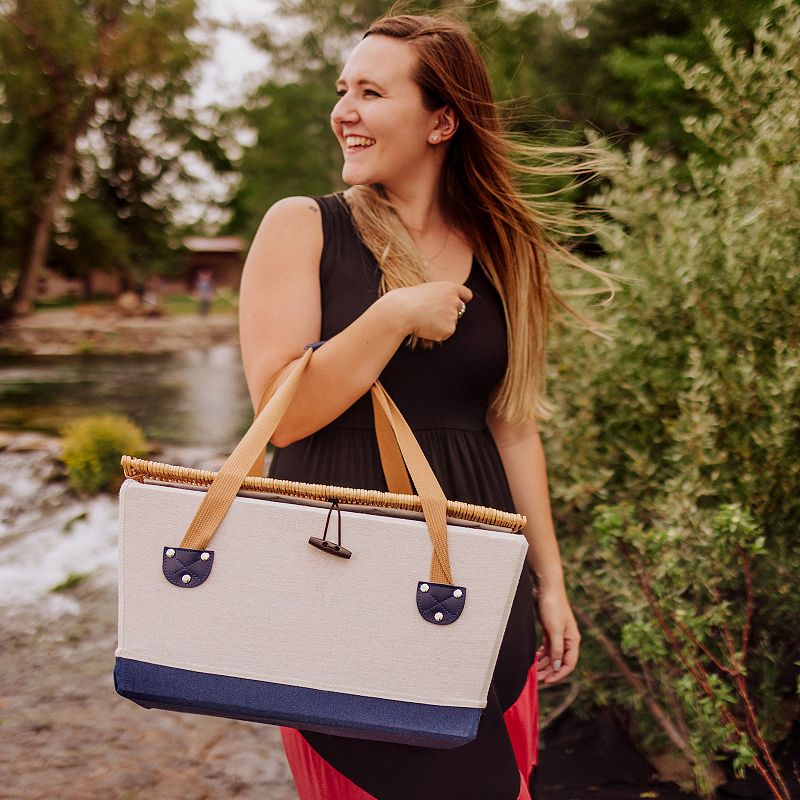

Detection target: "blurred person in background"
[194, 267, 214, 317]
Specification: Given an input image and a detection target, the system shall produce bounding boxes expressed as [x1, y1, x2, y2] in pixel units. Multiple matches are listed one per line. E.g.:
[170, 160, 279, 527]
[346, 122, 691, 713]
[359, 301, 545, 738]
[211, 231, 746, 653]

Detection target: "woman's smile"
[344, 134, 376, 154]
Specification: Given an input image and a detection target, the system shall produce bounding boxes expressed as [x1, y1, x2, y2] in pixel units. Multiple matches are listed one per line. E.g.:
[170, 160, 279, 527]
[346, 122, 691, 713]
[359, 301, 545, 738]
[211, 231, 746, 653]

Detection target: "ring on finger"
[457, 301, 467, 319]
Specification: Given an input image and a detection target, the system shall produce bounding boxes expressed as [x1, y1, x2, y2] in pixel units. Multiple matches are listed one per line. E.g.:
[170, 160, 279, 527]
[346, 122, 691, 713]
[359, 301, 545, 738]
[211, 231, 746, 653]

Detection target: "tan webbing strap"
[371, 390, 413, 495]
[247, 360, 297, 478]
[371, 382, 452, 586]
[248, 365, 413, 496]
[180, 348, 313, 551]
[179, 347, 454, 584]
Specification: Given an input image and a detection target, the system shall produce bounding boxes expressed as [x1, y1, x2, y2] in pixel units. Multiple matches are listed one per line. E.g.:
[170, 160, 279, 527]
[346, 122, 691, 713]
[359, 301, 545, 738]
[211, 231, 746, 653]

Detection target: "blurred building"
[183, 236, 247, 290]
[33, 236, 248, 301]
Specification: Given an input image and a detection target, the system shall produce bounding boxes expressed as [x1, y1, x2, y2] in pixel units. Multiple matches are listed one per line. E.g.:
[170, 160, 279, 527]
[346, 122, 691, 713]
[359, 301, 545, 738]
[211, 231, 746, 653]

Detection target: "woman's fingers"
[549, 632, 565, 673]
[544, 635, 579, 682]
[562, 630, 580, 668]
[535, 614, 581, 684]
[541, 636, 565, 684]
[535, 639, 554, 682]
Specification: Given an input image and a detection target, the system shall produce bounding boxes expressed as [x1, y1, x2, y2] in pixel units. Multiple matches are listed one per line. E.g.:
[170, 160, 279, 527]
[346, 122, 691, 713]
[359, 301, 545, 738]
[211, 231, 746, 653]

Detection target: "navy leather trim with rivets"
[416, 581, 466, 625]
[163, 546, 214, 588]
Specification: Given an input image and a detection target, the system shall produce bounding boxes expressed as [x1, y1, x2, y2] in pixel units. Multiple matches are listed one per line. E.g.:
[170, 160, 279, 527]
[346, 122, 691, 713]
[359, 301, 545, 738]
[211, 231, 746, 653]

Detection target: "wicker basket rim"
[121, 455, 526, 533]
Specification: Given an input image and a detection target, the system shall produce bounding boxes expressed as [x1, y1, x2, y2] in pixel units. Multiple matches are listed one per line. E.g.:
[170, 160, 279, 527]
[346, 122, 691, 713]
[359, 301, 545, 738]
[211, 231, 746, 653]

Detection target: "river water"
[0, 344, 253, 451]
[0, 344, 256, 613]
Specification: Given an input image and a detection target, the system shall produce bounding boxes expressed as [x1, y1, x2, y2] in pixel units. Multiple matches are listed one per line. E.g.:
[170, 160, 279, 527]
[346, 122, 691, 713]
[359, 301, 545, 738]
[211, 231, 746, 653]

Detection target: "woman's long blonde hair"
[344, 10, 619, 423]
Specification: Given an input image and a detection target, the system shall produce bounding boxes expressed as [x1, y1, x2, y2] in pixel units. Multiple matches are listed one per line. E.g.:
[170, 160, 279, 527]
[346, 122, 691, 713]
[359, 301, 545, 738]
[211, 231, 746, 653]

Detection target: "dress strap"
[312, 192, 362, 291]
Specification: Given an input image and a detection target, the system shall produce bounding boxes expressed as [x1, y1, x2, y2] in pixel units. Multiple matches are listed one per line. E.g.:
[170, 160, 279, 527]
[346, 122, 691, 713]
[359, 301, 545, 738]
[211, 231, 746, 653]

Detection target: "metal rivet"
[166, 548, 176, 558]
[453, 589, 463, 599]
[200, 552, 210, 561]
[181, 574, 191, 584]
[420, 583, 429, 593]
[434, 612, 444, 622]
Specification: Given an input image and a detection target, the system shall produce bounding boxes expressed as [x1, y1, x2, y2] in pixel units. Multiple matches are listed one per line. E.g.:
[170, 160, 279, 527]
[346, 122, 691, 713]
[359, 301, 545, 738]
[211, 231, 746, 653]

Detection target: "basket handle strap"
[370, 381, 452, 585]
[179, 346, 453, 585]
[247, 366, 412, 497]
[370, 390, 414, 495]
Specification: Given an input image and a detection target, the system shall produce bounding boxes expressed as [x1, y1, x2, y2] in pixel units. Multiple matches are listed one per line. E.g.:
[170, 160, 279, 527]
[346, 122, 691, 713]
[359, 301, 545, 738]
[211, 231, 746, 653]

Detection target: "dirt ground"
[0, 576, 299, 800]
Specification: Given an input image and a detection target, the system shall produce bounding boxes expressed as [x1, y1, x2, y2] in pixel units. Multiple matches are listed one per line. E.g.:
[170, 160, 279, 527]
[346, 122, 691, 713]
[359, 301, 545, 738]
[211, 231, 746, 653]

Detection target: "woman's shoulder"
[262, 195, 322, 224]
[257, 192, 359, 278]
[261, 192, 349, 229]
[245, 197, 324, 277]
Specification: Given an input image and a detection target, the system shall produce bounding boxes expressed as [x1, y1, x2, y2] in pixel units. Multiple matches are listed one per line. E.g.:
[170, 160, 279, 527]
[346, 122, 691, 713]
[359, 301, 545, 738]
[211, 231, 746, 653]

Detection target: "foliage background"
[542, 3, 800, 793]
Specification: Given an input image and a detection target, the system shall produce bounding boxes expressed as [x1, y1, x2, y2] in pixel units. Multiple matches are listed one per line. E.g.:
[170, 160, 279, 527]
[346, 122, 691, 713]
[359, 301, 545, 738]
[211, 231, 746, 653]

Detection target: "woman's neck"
[381, 174, 448, 237]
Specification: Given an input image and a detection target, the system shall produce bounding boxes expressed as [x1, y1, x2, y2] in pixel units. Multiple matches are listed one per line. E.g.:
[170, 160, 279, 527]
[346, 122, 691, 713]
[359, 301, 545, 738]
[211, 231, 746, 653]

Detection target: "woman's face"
[331, 35, 443, 187]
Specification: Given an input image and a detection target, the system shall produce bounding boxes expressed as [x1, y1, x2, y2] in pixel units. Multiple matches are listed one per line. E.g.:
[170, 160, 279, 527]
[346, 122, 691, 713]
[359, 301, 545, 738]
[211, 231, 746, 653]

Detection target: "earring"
[431, 134, 440, 143]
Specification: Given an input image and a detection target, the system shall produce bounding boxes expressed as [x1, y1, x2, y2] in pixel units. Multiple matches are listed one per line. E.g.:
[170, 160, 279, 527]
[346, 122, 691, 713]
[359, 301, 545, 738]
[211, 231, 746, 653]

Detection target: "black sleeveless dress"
[268, 192, 540, 800]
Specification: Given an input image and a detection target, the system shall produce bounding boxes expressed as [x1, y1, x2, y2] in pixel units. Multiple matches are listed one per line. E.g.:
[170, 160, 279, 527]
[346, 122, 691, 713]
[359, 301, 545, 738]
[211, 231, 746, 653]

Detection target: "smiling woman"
[331, 35, 453, 197]
[237, 8, 615, 800]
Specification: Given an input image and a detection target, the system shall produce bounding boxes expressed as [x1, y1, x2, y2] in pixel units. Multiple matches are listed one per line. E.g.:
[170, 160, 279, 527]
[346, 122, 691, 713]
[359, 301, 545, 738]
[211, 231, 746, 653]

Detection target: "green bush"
[544, 2, 799, 797]
[60, 414, 148, 494]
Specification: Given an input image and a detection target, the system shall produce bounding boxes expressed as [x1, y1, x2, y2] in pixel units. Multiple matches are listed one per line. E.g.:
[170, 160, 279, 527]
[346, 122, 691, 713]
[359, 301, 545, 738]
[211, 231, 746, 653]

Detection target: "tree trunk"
[11, 138, 79, 316]
[10, 98, 98, 317]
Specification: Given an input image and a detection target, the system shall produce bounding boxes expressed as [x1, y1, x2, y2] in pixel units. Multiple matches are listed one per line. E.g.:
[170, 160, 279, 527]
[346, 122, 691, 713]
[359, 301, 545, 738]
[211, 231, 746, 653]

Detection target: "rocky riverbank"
[0, 308, 239, 356]
[0, 430, 297, 800]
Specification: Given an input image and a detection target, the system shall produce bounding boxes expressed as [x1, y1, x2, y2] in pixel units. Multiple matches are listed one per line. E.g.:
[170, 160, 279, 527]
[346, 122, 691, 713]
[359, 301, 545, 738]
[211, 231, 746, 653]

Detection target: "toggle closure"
[308, 499, 352, 559]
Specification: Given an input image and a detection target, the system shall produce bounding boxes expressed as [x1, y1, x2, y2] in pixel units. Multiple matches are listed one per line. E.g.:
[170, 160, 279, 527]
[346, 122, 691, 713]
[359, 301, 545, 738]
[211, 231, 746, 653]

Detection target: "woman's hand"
[382, 282, 473, 342]
[535, 584, 581, 685]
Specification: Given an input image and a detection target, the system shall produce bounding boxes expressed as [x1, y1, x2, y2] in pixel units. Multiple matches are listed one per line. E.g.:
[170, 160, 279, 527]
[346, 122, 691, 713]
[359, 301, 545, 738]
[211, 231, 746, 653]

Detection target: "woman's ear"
[431, 107, 459, 143]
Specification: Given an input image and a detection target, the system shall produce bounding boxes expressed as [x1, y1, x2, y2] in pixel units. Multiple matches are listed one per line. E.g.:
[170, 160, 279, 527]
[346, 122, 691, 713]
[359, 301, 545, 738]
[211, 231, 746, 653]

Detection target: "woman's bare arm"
[486, 409, 580, 683]
[239, 196, 472, 447]
[486, 411, 564, 586]
[239, 196, 407, 446]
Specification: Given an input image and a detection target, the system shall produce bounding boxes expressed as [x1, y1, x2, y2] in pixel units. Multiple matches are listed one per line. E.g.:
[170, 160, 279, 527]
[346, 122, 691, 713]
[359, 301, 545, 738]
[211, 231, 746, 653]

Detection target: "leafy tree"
[554, 0, 774, 155]
[53, 90, 235, 293]
[223, 76, 345, 237]
[0, 0, 231, 316]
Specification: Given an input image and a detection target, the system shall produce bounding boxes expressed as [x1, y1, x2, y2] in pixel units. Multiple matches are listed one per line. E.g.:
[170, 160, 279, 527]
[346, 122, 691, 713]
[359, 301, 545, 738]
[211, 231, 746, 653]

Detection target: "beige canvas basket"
[114, 345, 528, 748]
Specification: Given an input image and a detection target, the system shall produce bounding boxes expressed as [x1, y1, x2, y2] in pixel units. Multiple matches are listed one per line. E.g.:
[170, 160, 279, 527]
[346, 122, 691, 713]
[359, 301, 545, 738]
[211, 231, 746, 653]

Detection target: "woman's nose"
[331, 95, 358, 126]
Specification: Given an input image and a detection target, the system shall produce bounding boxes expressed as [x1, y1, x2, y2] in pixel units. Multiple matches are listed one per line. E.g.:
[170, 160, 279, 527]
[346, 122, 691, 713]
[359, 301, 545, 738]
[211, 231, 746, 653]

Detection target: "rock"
[1, 430, 61, 454]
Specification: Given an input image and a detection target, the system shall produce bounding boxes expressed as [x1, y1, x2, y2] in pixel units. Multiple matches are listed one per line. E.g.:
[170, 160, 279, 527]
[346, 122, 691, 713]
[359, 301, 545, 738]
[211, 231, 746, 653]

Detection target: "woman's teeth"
[345, 135, 376, 149]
